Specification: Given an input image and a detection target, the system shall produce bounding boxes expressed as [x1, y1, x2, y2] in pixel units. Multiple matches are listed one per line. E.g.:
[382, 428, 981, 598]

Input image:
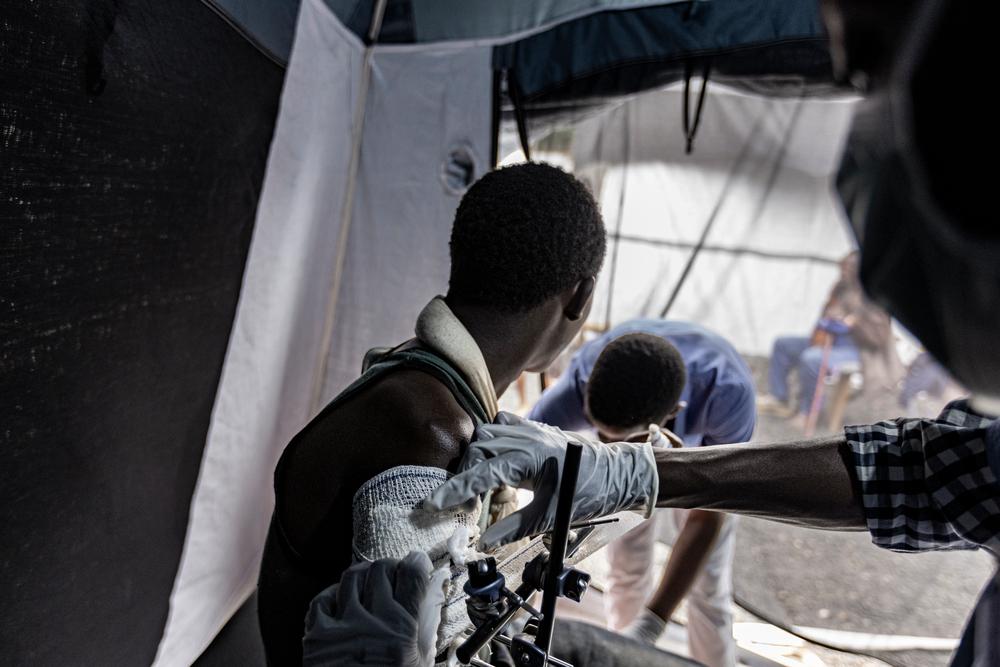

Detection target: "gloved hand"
[647, 423, 683, 449]
[424, 412, 659, 550]
[622, 608, 668, 645]
[303, 551, 449, 666]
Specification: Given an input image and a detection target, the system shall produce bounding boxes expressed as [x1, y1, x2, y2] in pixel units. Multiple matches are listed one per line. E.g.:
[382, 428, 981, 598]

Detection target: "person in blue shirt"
[529, 319, 756, 667]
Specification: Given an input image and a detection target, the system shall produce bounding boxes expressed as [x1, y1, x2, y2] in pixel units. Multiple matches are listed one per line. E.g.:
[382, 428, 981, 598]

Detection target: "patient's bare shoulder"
[277, 367, 476, 546]
[357, 368, 476, 472]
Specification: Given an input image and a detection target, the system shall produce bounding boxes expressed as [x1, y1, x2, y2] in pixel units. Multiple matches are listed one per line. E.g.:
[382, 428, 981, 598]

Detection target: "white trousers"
[605, 509, 736, 667]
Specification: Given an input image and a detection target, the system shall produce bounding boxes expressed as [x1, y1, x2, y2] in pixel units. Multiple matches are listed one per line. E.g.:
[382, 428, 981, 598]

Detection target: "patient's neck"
[447, 300, 543, 397]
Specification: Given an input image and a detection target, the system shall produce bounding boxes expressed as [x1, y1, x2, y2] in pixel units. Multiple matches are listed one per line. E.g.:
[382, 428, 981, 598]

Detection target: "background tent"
[2, 1, 855, 665]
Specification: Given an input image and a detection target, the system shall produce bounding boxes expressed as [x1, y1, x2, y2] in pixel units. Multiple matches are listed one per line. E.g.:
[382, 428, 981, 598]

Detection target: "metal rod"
[566, 517, 620, 531]
[493, 636, 573, 667]
[534, 443, 583, 654]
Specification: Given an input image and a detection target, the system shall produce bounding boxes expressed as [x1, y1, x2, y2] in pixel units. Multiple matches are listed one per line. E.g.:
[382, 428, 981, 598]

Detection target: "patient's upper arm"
[360, 369, 475, 473]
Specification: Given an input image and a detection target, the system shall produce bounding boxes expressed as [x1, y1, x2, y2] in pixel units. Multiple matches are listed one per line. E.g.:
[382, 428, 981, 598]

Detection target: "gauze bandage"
[352, 466, 483, 653]
[354, 464, 647, 656]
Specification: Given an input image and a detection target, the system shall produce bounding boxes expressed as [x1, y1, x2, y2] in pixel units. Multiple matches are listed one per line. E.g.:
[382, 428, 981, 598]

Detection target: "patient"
[257, 163, 607, 665]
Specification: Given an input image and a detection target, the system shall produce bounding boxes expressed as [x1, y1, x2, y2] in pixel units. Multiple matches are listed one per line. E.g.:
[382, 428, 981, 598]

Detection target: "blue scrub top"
[529, 319, 757, 446]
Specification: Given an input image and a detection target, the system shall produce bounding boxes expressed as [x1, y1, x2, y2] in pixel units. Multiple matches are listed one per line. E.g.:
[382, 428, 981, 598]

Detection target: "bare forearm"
[648, 512, 722, 622]
[654, 436, 866, 530]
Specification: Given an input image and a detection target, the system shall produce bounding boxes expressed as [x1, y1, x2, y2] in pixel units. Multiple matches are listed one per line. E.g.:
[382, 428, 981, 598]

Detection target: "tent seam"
[197, 0, 288, 67]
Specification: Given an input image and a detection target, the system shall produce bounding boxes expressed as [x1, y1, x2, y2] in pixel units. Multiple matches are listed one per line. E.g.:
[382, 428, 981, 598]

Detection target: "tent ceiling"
[207, 0, 834, 93]
[495, 0, 842, 136]
[206, 0, 686, 62]
[497, 0, 831, 98]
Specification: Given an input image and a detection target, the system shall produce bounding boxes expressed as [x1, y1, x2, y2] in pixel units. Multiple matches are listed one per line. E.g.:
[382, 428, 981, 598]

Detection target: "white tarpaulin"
[153, 1, 362, 662]
[572, 86, 859, 355]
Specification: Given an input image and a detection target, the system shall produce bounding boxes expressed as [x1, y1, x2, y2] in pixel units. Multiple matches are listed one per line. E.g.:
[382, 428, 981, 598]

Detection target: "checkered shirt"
[845, 398, 1000, 554]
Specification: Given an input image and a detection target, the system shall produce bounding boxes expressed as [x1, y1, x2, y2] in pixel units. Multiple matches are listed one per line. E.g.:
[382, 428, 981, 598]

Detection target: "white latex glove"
[424, 412, 659, 550]
[303, 551, 449, 666]
[647, 423, 684, 449]
[622, 608, 667, 645]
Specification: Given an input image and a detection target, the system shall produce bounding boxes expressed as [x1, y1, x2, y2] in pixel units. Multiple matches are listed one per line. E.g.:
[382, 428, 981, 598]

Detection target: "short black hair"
[586, 333, 687, 431]
[448, 163, 606, 312]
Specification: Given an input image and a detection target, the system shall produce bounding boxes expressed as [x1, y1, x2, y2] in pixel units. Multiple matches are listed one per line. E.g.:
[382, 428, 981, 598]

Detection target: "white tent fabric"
[153, 1, 362, 663]
[320, 42, 493, 399]
[572, 86, 860, 355]
[154, 0, 496, 663]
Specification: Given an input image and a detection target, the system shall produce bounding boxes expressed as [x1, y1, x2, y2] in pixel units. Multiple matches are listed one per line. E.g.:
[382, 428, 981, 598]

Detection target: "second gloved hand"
[424, 412, 659, 550]
[303, 551, 448, 666]
[622, 608, 668, 645]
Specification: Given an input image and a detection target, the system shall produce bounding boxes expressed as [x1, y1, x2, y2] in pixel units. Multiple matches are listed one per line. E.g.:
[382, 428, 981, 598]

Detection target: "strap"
[357, 347, 490, 425]
[682, 59, 711, 154]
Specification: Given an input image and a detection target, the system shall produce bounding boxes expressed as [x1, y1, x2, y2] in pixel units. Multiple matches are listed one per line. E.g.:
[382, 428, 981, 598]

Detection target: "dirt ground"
[734, 356, 994, 667]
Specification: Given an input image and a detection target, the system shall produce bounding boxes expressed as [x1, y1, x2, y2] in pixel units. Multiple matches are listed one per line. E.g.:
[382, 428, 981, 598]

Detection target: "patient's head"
[585, 333, 687, 442]
[447, 163, 606, 372]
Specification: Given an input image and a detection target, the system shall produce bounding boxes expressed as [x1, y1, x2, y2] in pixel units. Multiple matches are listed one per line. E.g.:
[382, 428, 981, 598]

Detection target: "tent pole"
[657, 107, 767, 319]
[310, 0, 389, 413]
[682, 94, 806, 318]
[489, 69, 502, 167]
[507, 70, 532, 161]
[742, 95, 805, 230]
[603, 104, 630, 330]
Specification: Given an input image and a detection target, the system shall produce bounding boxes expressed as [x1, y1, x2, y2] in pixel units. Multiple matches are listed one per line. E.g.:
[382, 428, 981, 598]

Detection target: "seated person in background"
[899, 350, 964, 415]
[758, 251, 899, 428]
[529, 322, 755, 667]
[256, 163, 607, 665]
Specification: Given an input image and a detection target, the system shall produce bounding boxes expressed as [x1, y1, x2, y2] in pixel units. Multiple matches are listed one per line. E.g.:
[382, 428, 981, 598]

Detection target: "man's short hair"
[448, 163, 606, 312]
[586, 333, 687, 431]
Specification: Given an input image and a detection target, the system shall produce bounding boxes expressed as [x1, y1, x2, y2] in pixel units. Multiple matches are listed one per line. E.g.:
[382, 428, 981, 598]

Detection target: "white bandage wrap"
[353, 466, 482, 652]
[353, 464, 648, 655]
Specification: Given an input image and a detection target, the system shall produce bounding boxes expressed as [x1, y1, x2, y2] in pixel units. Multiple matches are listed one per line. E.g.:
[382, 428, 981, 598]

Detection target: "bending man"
[529, 322, 755, 666]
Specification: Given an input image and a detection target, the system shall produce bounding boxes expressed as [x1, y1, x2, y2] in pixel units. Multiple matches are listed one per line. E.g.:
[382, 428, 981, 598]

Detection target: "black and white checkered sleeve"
[845, 399, 1000, 553]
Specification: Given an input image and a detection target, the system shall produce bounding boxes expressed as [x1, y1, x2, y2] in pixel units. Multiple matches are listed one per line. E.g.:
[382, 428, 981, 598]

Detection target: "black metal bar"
[495, 636, 573, 667]
[507, 69, 532, 162]
[545, 517, 620, 533]
[489, 68, 502, 168]
[534, 443, 583, 654]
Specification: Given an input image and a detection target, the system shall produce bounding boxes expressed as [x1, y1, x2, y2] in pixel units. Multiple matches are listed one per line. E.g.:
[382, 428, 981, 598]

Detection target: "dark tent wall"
[0, 1, 283, 664]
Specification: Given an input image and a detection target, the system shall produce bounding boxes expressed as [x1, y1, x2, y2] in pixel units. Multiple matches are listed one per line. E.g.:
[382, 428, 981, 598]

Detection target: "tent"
[3, 1, 843, 665]
[569, 85, 859, 356]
